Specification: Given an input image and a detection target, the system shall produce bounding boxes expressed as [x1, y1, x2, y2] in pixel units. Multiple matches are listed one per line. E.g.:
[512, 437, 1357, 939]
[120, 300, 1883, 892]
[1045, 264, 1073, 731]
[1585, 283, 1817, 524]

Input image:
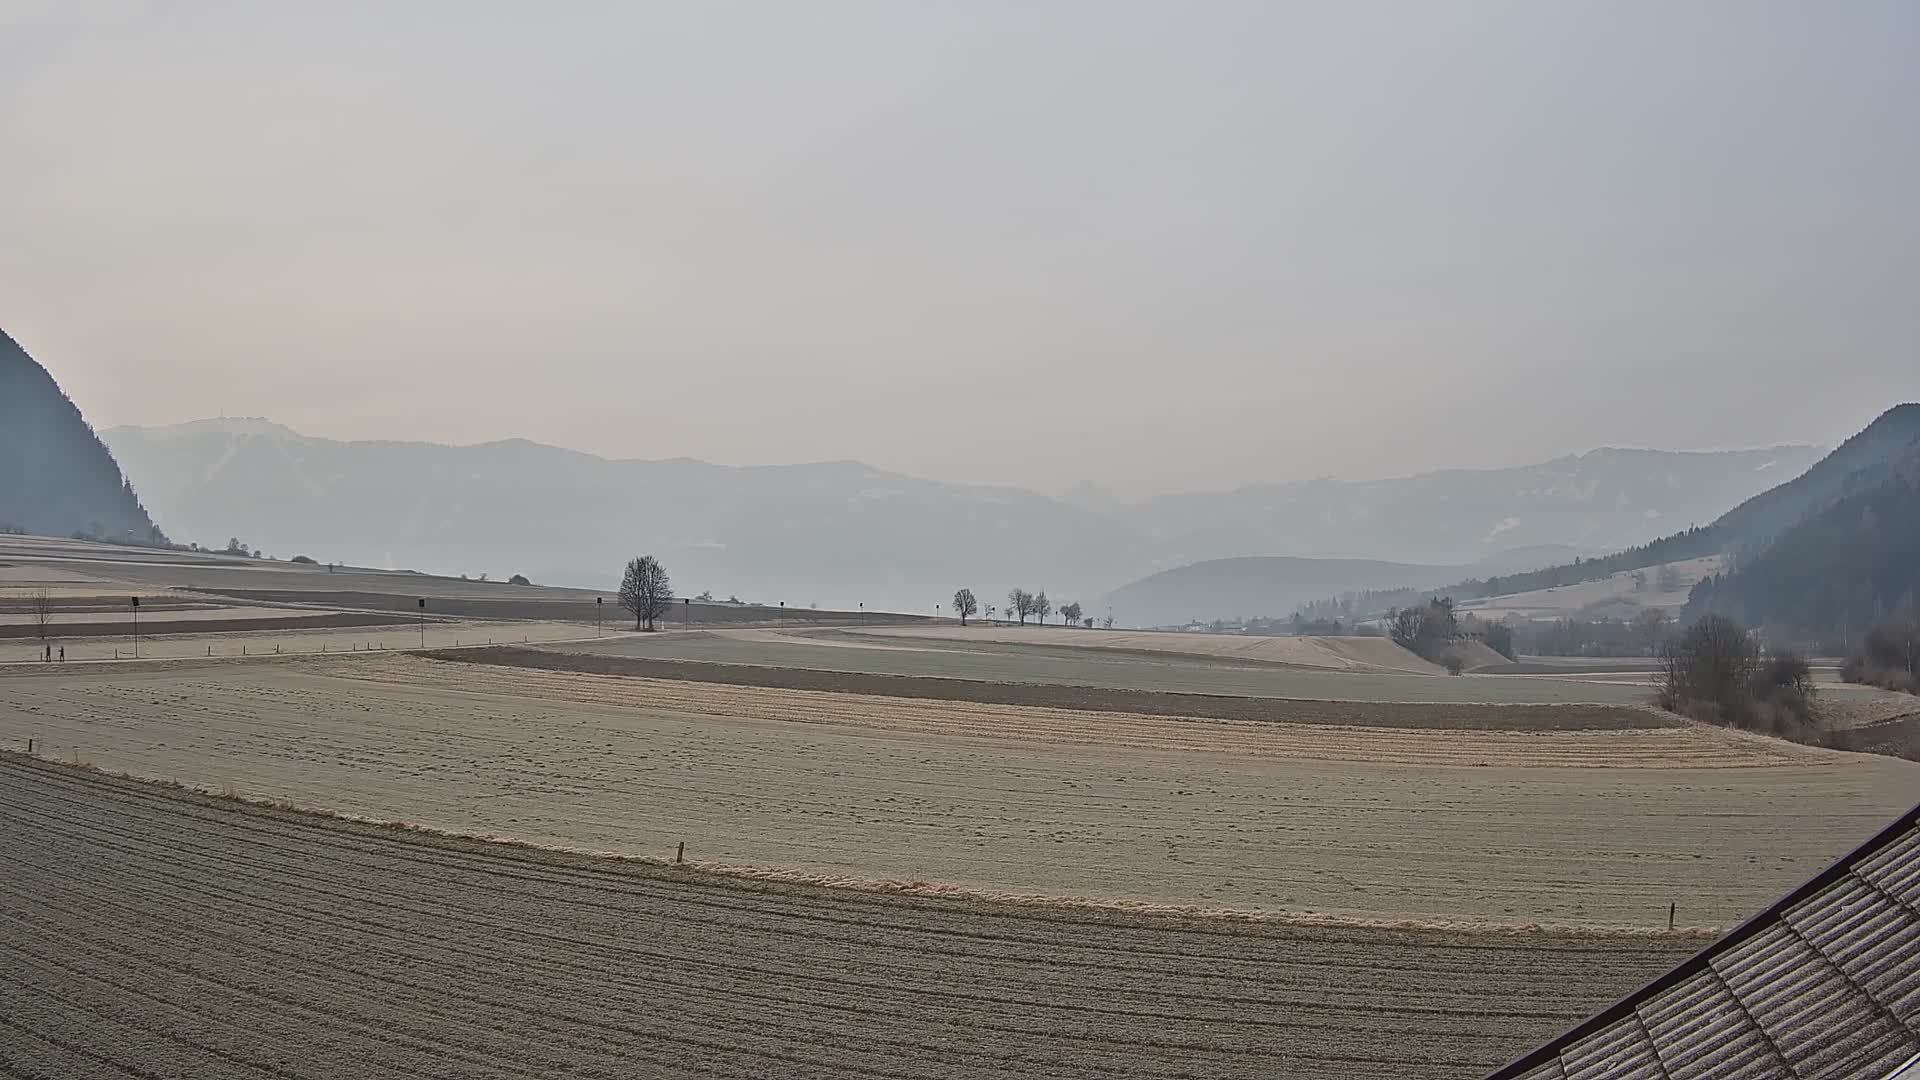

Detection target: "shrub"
[1658, 615, 1759, 715]
[1661, 618, 1822, 739]
[1754, 650, 1814, 699]
[1846, 607, 1920, 695]
[290, 554, 317, 564]
[508, 574, 531, 586]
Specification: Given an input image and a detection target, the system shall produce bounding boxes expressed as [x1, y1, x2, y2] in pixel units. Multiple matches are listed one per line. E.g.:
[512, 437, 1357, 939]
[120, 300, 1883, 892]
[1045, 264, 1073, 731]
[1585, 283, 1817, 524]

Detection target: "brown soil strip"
[422, 645, 1677, 731]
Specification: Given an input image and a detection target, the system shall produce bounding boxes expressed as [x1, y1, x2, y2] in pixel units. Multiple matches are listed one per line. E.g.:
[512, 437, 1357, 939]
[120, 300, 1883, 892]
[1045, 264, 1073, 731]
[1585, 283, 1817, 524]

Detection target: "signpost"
[417, 598, 426, 648]
[596, 596, 603, 636]
[130, 596, 140, 658]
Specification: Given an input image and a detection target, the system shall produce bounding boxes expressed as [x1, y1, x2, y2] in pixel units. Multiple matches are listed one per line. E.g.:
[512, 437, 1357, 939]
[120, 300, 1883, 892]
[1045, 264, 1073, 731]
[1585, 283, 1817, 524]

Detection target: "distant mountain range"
[0, 329, 164, 545]
[103, 417, 1823, 617]
[1194, 403, 1920, 643]
[1111, 445, 1825, 567]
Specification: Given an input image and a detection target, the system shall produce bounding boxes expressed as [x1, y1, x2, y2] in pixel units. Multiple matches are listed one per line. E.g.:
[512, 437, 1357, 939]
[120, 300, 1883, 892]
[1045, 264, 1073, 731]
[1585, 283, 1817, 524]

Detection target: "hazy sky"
[3, 2, 1916, 496]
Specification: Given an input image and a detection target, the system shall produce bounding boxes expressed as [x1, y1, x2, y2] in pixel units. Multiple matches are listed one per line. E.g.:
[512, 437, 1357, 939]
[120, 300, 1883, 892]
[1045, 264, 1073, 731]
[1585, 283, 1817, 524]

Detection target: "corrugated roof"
[1492, 804, 1920, 1080]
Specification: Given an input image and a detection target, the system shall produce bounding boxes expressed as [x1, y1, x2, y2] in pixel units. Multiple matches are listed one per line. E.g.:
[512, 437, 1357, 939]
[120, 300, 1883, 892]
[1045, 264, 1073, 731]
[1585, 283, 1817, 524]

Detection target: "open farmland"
[554, 629, 1655, 704]
[2, 652, 1911, 926]
[1457, 555, 1724, 622]
[856, 625, 1460, 671]
[0, 755, 1703, 1079]
[0, 618, 597, 664]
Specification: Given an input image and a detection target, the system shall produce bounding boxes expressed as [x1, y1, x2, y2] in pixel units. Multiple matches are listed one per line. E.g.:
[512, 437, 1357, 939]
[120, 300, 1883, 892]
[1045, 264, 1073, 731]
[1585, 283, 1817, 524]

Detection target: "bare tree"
[619, 555, 674, 631]
[1032, 591, 1052, 626]
[1658, 614, 1759, 714]
[1630, 607, 1673, 655]
[1059, 601, 1083, 626]
[30, 589, 53, 645]
[951, 588, 979, 626]
[1008, 588, 1032, 625]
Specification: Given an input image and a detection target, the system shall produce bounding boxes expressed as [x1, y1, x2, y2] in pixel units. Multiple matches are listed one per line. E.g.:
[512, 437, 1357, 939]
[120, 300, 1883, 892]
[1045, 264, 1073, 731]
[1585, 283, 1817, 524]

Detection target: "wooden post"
[1668, 902, 1676, 930]
[676, 842, 684, 864]
[26, 739, 33, 755]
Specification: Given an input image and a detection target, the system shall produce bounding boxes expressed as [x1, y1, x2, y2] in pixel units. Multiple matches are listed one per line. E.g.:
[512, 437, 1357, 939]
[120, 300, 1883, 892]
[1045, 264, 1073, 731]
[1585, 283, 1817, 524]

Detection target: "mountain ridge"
[105, 417, 1832, 617]
[0, 329, 165, 545]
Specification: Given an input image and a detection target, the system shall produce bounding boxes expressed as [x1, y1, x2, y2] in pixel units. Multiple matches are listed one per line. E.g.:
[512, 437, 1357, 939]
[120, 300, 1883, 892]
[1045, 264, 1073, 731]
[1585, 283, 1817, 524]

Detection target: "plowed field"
[2, 654, 1911, 926]
[0, 754, 1700, 1079]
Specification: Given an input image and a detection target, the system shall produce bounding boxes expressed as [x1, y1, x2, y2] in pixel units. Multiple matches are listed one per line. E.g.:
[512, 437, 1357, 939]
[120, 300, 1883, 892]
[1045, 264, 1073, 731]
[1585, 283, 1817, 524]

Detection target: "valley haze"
[105, 417, 1821, 618]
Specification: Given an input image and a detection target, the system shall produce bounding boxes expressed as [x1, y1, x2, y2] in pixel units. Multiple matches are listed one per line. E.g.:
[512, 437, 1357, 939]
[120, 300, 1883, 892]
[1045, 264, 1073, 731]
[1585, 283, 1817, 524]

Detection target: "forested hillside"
[0, 329, 164, 544]
[1687, 443, 1920, 641]
[1466, 405, 1920, 602]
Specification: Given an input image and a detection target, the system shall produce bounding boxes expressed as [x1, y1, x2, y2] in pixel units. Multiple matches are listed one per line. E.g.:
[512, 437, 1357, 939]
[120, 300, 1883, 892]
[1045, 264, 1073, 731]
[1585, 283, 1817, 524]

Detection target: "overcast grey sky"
[3, 1, 1916, 495]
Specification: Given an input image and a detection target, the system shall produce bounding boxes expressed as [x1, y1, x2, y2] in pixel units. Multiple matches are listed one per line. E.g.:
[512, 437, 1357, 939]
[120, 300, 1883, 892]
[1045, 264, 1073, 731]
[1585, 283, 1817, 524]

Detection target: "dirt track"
[0, 609, 411, 639]
[0, 754, 1699, 1079]
[2, 654, 1911, 926]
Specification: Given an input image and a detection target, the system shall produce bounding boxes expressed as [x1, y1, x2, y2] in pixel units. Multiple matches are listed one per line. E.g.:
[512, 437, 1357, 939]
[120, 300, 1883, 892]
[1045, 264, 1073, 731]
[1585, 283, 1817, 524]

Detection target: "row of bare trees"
[947, 587, 1089, 628]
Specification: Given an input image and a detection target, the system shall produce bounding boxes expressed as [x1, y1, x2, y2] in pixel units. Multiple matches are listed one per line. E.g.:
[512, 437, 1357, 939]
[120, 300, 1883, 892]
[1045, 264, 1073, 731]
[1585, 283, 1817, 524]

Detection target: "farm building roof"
[1490, 802, 1920, 1080]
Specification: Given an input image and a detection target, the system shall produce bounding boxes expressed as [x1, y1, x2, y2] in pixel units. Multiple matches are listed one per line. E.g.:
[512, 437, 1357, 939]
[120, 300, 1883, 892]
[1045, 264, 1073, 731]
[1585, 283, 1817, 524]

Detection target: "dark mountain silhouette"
[0, 329, 164, 544]
[1687, 430, 1920, 640]
[1710, 403, 1920, 552]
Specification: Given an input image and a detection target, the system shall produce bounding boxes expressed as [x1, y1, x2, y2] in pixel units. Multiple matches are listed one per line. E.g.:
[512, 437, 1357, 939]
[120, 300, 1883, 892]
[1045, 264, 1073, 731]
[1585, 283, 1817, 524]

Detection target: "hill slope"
[0, 329, 164, 544]
[1687, 439, 1920, 640]
[1101, 555, 1466, 628]
[1710, 403, 1920, 551]
[1431, 405, 1920, 608]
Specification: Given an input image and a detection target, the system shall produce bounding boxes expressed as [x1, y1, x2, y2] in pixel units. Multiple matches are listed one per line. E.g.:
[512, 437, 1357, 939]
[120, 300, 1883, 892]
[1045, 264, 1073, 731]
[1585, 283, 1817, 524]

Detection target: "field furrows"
[0, 756, 1695, 1079]
[1, 658, 1912, 925]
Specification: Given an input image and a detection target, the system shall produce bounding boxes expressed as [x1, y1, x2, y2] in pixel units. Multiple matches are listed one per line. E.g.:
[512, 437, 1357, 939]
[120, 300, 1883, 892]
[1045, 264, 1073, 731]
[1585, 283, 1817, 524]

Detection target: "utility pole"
[130, 596, 140, 658]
